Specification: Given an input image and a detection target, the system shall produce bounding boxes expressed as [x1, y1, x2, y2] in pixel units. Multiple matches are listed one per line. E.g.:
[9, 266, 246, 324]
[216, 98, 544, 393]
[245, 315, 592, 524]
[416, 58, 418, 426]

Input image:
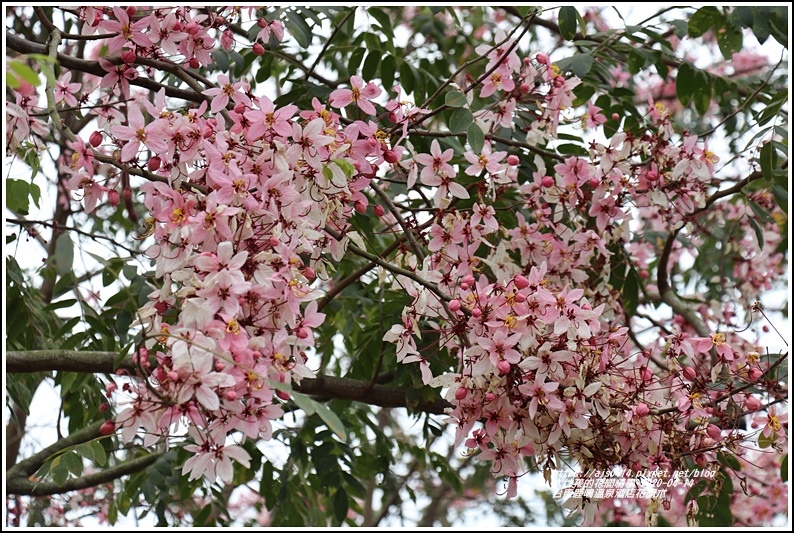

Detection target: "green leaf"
[348, 47, 366, 74]
[622, 266, 640, 316]
[555, 54, 593, 78]
[284, 9, 313, 49]
[732, 6, 754, 29]
[748, 216, 766, 250]
[716, 451, 741, 471]
[314, 402, 347, 442]
[380, 54, 396, 92]
[9, 60, 41, 87]
[6, 178, 30, 215]
[444, 90, 467, 108]
[332, 488, 348, 524]
[676, 63, 696, 107]
[54, 234, 74, 277]
[692, 69, 712, 116]
[398, 58, 414, 95]
[688, 6, 719, 38]
[558, 6, 578, 40]
[362, 50, 380, 81]
[448, 107, 473, 134]
[781, 455, 788, 483]
[290, 391, 316, 415]
[467, 122, 484, 154]
[751, 7, 771, 44]
[368, 7, 394, 40]
[759, 142, 778, 182]
[716, 21, 743, 59]
[758, 430, 773, 448]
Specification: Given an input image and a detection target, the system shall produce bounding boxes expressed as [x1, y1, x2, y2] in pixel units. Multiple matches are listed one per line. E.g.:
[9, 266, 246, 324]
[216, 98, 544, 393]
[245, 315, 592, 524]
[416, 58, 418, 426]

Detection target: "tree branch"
[6, 32, 204, 104]
[6, 351, 452, 415]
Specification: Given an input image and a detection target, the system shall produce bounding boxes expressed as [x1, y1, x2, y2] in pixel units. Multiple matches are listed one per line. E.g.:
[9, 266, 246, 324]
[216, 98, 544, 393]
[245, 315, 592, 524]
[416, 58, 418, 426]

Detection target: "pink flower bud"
[121, 49, 136, 64]
[354, 201, 367, 214]
[185, 21, 199, 35]
[639, 269, 649, 279]
[125, 6, 137, 16]
[634, 403, 650, 416]
[276, 390, 290, 401]
[234, 101, 247, 114]
[611, 112, 620, 121]
[520, 82, 530, 93]
[123, 188, 132, 201]
[507, 154, 520, 166]
[99, 420, 116, 435]
[541, 175, 555, 188]
[107, 189, 120, 207]
[448, 299, 461, 312]
[188, 57, 200, 69]
[706, 424, 722, 440]
[373, 204, 385, 217]
[497, 360, 511, 374]
[514, 292, 526, 303]
[745, 395, 761, 411]
[683, 366, 697, 381]
[553, 76, 565, 88]
[748, 368, 763, 381]
[89, 131, 103, 147]
[167, 371, 179, 381]
[536, 53, 549, 65]
[106, 382, 117, 394]
[303, 267, 316, 280]
[485, 392, 496, 402]
[224, 390, 238, 401]
[383, 150, 399, 163]
[641, 367, 653, 382]
[296, 327, 309, 339]
[455, 387, 467, 400]
[214, 361, 225, 371]
[257, 18, 268, 28]
[253, 43, 265, 56]
[471, 307, 482, 318]
[462, 274, 475, 286]
[588, 177, 599, 188]
[694, 454, 707, 469]
[460, 282, 470, 290]
[514, 274, 529, 290]
[148, 156, 161, 172]
[269, 235, 280, 247]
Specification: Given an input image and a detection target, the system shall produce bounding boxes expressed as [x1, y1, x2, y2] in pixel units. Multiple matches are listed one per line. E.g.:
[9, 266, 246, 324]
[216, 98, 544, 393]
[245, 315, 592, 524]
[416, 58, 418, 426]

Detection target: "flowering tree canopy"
[4, 5, 789, 527]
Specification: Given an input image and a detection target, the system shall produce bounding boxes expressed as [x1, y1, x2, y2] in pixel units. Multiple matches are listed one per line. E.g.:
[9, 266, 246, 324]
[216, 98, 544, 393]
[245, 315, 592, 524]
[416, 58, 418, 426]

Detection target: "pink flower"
[202, 74, 252, 115]
[55, 71, 81, 107]
[753, 406, 787, 441]
[414, 140, 455, 183]
[110, 103, 169, 162]
[464, 142, 507, 176]
[329, 76, 382, 115]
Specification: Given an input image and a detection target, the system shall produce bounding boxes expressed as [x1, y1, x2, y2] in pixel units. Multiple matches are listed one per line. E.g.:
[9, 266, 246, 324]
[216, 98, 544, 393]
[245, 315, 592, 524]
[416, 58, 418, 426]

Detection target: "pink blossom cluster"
[5, 6, 786, 522]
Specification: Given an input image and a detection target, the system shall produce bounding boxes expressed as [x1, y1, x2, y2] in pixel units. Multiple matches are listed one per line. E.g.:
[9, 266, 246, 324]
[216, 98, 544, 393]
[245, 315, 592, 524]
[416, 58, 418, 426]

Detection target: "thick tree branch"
[6, 32, 204, 104]
[6, 351, 452, 415]
[656, 170, 767, 337]
[5, 417, 162, 496]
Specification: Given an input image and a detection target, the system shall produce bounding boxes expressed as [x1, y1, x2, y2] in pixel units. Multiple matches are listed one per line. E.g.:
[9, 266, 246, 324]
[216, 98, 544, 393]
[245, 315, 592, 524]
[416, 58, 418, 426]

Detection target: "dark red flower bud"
[373, 204, 385, 217]
[107, 189, 120, 206]
[383, 150, 399, 163]
[121, 49, 136, 64]
[253, 43, 265, 56]
[99, 420, 116, 435]
[148, 156, 161, 172]
[89, 131, 103, 147]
